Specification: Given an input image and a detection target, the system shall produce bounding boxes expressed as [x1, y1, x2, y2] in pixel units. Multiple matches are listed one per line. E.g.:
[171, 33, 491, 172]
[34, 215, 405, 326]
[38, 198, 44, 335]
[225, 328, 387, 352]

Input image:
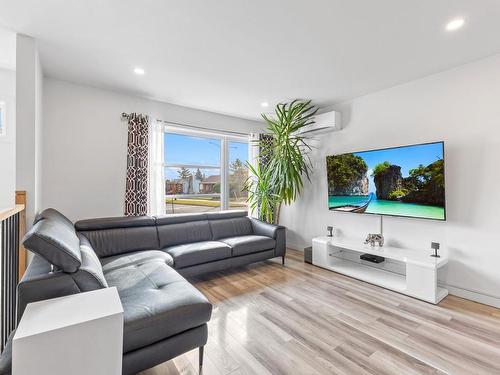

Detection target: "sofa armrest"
[17, 255, 81, 318]
[250, 218, 281, 238]
[250, 218, 286, 257]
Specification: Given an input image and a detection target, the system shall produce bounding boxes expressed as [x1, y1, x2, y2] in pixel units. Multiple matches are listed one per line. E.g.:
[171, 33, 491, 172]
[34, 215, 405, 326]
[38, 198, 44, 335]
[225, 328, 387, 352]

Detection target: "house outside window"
[163, 130, 249, 214]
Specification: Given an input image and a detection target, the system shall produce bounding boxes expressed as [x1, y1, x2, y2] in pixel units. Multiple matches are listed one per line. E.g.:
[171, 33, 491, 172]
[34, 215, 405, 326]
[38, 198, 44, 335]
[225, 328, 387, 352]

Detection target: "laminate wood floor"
[140, 249, 500, 375]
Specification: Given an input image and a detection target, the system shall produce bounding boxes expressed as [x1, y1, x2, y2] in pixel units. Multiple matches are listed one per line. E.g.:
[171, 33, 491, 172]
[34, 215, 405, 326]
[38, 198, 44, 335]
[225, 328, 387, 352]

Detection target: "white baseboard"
[287, 242, 306, 251]
[440, 283, 500, 308]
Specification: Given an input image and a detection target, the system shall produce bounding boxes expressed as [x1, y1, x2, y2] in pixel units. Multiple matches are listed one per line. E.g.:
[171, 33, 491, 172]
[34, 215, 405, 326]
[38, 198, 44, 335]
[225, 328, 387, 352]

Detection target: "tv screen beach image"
[326, 142, 445, 220]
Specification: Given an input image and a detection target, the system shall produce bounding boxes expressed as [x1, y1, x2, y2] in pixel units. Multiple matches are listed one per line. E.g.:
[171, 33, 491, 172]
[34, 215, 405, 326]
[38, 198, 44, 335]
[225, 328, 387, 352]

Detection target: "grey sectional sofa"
[74, 210, 286, 277]
[0, 209, 285, 375]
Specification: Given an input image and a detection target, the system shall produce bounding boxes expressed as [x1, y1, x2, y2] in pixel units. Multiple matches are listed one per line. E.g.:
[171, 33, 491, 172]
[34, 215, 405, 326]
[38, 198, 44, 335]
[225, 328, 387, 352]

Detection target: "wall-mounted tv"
[326, 141, 445, 220]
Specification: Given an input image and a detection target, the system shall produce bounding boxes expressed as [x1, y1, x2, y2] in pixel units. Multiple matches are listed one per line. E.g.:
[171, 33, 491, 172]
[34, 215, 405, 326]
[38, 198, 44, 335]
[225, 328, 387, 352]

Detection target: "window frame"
[162, 126, 249, 211]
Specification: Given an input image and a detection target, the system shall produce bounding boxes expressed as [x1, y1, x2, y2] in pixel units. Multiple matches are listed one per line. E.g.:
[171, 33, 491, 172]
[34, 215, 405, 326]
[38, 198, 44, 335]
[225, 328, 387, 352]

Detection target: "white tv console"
[312, 236, 448, 304]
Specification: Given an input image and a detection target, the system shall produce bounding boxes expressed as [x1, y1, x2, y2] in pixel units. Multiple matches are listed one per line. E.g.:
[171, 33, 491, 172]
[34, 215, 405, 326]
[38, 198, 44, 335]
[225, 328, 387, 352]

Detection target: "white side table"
[13, 287, 124, 375]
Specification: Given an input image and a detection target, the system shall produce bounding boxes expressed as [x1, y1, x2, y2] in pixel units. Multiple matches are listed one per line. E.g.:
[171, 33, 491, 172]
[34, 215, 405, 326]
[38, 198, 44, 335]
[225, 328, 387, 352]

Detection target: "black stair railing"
[0, 208, 21, 352]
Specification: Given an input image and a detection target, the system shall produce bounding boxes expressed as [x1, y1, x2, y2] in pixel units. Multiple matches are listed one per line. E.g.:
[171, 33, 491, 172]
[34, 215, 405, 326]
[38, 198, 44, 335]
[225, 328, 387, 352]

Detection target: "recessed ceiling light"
[133, 67, 145, 75]
[260, 102, 269, 108]
[445, 18, 465, 31]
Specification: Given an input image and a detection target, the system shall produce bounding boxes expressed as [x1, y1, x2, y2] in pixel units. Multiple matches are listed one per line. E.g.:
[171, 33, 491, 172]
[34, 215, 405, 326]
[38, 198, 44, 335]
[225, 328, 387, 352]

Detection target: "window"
[163, 130, 249, 214]
[228, 141, 249, 210]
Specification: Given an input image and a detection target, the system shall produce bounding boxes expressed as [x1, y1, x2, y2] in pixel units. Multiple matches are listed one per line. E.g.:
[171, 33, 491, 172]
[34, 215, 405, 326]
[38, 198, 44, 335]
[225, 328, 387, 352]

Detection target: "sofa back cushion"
[157, 220, 212, 248]
[23, 216, 82, 273]
[205, 210, 248, 221]
[72, 234, 108, 291]
[33, 208, 74, 229]
[75, 216, 159, 257]
[208, 211, 253, 240]
[156, 213, 208, 225]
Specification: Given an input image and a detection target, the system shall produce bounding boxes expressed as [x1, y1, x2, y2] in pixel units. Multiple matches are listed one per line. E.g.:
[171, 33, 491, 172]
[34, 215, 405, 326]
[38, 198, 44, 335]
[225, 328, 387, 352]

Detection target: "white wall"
[280, 54, 500, 307]
[16, 34, 43, 225]
[42, 79, 263, 221]
[0, 68, 16, 212]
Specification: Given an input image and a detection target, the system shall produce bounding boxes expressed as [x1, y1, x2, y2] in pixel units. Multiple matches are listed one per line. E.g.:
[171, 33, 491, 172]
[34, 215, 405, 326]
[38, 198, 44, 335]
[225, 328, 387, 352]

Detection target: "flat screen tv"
[326, 141, 446, 220]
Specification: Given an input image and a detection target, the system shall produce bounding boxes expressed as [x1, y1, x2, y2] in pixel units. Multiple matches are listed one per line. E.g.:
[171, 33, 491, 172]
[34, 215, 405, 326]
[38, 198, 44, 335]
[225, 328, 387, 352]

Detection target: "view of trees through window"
[229, 141, 248, 209]
[164, 132, 248, 214]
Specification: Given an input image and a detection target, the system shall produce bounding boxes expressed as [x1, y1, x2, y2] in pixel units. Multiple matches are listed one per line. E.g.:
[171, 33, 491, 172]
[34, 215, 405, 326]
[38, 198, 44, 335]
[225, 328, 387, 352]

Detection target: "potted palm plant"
[244, 99, 317, 224]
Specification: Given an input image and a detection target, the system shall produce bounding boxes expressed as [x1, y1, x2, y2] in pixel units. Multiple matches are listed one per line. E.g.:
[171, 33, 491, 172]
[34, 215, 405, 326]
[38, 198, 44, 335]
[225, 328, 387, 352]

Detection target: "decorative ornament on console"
[364, 233, 384, 247]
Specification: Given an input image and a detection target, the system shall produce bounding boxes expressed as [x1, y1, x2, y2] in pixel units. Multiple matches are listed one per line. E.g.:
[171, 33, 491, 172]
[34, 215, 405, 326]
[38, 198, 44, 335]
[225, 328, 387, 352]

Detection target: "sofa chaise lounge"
[0, 209, 285, 375]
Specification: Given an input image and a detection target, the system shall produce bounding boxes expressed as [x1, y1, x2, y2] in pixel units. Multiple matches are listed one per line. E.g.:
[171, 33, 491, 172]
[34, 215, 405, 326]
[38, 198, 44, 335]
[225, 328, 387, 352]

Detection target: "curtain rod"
[121, 112, 249, 137]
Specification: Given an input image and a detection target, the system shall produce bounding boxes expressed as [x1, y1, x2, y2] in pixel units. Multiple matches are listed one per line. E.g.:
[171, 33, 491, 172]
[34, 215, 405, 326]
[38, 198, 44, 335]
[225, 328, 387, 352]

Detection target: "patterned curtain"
[124, 113, 149, 216]
[258, 133, 274, 219]
[259, 133, 274, 168]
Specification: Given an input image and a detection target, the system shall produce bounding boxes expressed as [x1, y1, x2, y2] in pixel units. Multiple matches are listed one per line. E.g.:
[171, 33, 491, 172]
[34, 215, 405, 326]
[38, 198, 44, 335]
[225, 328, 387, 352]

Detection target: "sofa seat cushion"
[221, 235, 276, 256]
[101, 250, 174, 271]
[165, 241, 232, 269]
[101, 250, 212, 353]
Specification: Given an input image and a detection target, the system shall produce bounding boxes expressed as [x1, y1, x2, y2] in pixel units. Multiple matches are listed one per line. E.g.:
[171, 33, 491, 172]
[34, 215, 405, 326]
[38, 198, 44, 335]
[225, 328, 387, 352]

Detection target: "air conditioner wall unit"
[298, 110, 342, 135]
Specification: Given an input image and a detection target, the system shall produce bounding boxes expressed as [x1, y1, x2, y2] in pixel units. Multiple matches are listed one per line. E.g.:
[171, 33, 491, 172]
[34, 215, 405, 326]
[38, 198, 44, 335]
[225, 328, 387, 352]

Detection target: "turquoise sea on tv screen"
[328, 195, 445, 220]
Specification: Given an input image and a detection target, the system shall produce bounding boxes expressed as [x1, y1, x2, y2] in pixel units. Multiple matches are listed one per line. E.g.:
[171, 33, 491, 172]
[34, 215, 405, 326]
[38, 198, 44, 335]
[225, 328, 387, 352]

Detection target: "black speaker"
[431, 242, 440, 258]
[304, 246, 312, 264]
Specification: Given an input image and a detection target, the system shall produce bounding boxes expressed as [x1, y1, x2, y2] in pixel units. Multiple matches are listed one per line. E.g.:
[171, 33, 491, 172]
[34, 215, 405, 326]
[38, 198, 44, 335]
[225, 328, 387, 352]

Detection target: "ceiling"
[0, 26, 16, 70]
[1, 0, 500, 120]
